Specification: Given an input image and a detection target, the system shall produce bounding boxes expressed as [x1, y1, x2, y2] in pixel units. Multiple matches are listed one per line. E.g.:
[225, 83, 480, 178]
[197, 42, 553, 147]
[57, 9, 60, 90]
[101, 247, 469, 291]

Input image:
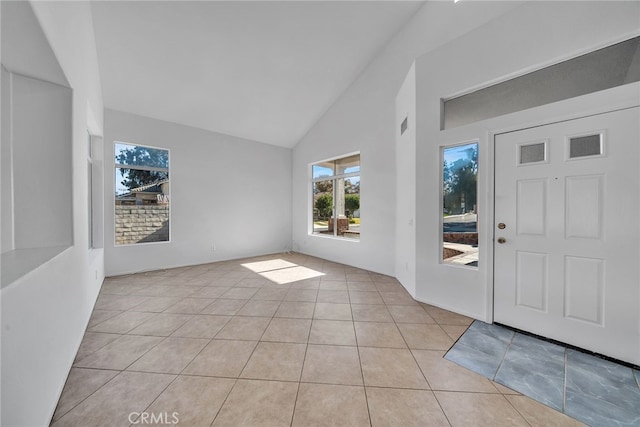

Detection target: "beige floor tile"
[387, 305, 436, 323]
[171, 315, 231, 338]
[374, 282, 404, 292]
[422, 304, 474, 326]
[144, 376, 235, 427]
[292, 383, 369, 427]
[52, 368, 119, 422]
[87, 310, 156, 334]
[317, 290, 350, 303]
[222, 271, 251, 279]
[87, 310, 122, 328]
[440, 324, 469, 341]
[212, 379, 297, 427]
[221, 287, 259, 299]
[94, 294, 150, 311]
[127, 313, 193, 336]
[346, 273, 373, 282]
[505, 395, 586, 427]
[354, 322, 407, 348]
[207, 278, 242, 287]
[215, 316, 270, 340]
[73, 332, 120, 362]
[130, 285, 174, 297]
[100, 282, 141, 296]
[127, 337, 209, 374]
[241, 342, 306, 381]
[235, 277, 269, 288]
[359, 347, 428, 389]
[351, 304, 394, 322]
[183, 339, 257, 377]
[284, 289, 318, 302]
[370, 274, 399, 284]
[349, 290, 384, 305]
[74, 335, 163, 370]
[200, 298, 248, 315]
[379, 291, 417, 305]
[236, 299, 281, 317]
[309, 320, 356, 345]
[347, 282, 378, 292]
[366, 387, 449, 427]
[301, 345, 363, 386]
[129, 296, 182, 312]
[313, 302, 352, 320]
[435, 391, 529, 427]
[251, 288, 288, 301]
[157, 286, 200, 298]
[262, 281, 293, 289]
[319, 280, 348, 290]
[398, 323, 454, 350]
[412, 349, 498, 392]
[164, 298, 215, 314]
[289, 279, 320, 290]
[321, 272, 347, 281]
[188, 287, 232, 299]
[52, 371, 175, 427]
[274, 301, 315, 319]
[261, 318, 311, 343]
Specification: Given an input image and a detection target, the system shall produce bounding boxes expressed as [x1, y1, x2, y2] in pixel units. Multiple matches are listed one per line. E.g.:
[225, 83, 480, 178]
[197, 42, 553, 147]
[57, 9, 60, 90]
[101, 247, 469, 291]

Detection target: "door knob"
[498, 223, 506, 229]
[497, 237, 506, 244]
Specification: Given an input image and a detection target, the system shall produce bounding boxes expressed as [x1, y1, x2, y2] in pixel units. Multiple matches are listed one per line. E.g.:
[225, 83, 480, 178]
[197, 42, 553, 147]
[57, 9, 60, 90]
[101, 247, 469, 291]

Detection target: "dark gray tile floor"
[445, 321, 640, 427]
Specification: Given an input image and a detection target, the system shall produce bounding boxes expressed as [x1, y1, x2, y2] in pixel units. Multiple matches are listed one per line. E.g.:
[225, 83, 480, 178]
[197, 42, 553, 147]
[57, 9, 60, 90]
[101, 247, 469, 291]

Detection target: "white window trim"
[113, 140, 171, 247]
[309, 152, 361, 241]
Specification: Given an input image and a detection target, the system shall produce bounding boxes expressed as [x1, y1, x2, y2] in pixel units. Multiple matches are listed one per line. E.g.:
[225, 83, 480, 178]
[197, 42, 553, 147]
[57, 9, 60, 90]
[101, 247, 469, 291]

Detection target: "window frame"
[310, 152, 360, 241]
[440, 140, 479, 268]
[113, 140, 171, 246]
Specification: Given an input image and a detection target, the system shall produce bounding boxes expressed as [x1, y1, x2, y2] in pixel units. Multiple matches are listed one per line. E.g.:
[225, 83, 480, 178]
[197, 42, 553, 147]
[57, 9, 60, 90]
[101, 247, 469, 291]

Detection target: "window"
[311, 153, 360, 240]
[114, 142, 170, 245]
[442, 143, 478, 267]
[442, 36, 640, 129]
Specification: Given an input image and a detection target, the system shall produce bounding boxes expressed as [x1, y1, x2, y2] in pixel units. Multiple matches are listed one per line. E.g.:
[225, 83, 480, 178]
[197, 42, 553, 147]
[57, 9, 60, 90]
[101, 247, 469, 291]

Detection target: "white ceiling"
[91, 1, 424, 148]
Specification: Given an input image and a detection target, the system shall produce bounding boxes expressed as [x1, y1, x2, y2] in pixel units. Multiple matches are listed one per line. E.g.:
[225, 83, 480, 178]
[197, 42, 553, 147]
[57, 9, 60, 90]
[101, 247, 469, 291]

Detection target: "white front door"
[494, 107, 639, 365]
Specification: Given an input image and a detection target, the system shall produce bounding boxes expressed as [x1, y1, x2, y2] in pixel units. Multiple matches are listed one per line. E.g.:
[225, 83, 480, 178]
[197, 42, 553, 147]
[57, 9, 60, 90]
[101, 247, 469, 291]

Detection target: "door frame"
[487, 82, 640, 323]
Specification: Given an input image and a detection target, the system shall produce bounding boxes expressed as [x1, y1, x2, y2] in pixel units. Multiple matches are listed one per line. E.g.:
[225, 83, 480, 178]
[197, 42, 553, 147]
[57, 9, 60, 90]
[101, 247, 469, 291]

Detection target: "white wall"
[395, 63, 416, 293]
[411, 1, 640, 320]
[291, 1, 522, 276]
[104, 109, 292, 276]
[0, 1, 105, 426]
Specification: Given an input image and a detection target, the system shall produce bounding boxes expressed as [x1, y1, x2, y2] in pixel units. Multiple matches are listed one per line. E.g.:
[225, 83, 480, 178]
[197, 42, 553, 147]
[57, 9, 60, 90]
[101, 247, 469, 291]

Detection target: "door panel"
[494, 107, 639, 365]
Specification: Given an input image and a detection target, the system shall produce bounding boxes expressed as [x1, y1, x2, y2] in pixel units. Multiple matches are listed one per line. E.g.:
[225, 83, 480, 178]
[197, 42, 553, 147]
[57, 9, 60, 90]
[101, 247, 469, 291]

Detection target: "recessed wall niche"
[1, 69, 73, 287]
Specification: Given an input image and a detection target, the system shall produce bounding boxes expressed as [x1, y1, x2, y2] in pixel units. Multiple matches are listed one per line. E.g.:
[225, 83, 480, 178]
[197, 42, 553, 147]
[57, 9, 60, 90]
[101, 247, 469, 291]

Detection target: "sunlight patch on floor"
[241, 259, 325, 284]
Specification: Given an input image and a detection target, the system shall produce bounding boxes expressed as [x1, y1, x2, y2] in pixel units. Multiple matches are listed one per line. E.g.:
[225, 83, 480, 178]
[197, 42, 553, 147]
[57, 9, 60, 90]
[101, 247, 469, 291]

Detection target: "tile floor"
[446, 321, 640, 427]
[52, 253, 582, 426]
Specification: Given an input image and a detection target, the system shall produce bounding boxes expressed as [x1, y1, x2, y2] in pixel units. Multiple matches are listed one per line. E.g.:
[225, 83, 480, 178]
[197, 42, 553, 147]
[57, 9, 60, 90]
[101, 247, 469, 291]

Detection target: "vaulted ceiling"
[91, 1, 425, 148]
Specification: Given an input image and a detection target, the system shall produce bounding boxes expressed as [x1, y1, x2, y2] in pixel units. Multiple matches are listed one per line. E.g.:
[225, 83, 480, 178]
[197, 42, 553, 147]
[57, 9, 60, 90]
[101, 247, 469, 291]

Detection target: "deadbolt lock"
[498, 223, 506, 229]
[497, 237, 506, 244]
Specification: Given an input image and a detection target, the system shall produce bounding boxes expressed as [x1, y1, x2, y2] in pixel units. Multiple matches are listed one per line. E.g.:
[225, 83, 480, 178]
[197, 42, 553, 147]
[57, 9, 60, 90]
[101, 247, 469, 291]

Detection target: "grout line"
[352, 304, 374, 427]
[492, 337, 512, 382]
[430, 390, 454, 427]
[208, 377, 240, 427]
[501, 392, 534, 427]
[49, 368, 121, 423]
